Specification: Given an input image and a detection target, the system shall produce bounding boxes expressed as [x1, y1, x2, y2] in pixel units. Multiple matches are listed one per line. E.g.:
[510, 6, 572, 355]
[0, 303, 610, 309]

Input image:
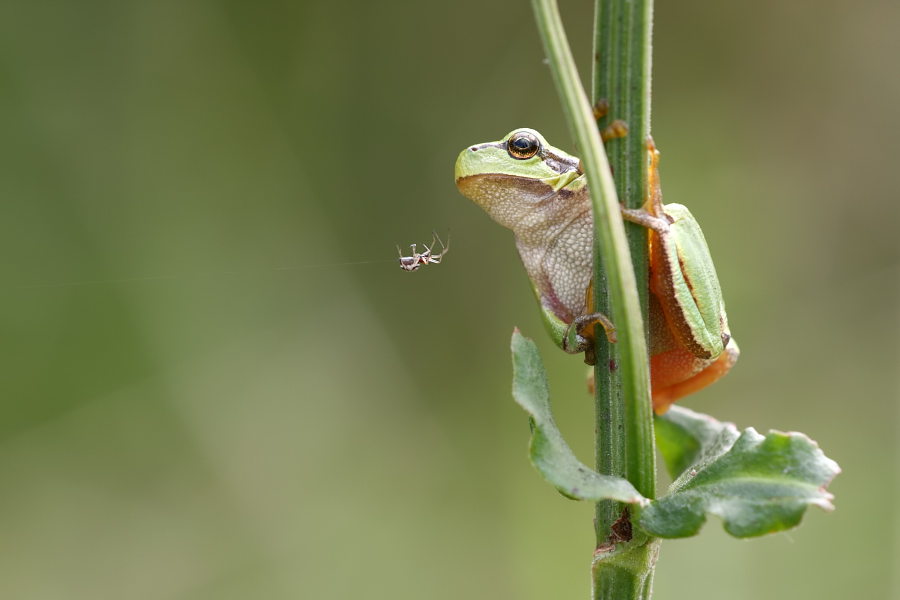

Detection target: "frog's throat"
[458, 172, 587, 234]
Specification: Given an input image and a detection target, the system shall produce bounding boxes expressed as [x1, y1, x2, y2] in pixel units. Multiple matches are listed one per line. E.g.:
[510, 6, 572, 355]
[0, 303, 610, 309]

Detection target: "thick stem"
[591, 0, 627, 541]
[592, 0, 657, 596]
[592, 0, 656, 500]
[591, 537, 660, 600]
[591, 0, 626, 548]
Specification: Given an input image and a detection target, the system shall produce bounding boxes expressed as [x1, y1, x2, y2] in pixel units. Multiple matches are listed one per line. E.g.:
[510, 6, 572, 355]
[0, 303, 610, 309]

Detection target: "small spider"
[397, 231, 450, 271]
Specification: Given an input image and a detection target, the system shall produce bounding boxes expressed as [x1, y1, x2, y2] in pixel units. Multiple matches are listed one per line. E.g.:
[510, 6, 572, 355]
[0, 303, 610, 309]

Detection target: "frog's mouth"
[467, 142, 503, 153]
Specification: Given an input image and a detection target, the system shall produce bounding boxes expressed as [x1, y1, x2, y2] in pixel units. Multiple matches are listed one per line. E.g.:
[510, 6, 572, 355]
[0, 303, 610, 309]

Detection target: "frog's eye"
[507, 131, 541, 160]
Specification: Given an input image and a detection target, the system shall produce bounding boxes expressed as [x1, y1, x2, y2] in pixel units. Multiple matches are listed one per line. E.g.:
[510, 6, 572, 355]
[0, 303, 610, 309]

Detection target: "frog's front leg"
[533, 283, 616, 366]
[564, 311, 617, 369]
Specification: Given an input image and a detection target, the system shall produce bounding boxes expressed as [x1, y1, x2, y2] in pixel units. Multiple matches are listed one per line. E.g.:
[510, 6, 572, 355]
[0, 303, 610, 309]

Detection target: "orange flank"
[650, 340, 739, 414]
[646, 288, 738, 414]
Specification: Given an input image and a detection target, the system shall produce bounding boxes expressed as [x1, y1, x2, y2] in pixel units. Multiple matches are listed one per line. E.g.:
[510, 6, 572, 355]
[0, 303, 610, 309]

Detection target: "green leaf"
[639, 415, 840, 538]
[654, 406, 740, 480]
[510, 330, 645, 504]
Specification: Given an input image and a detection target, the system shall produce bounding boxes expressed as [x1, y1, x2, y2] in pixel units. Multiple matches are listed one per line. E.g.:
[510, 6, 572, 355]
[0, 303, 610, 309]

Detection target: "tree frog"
[455, 128, 739, 413]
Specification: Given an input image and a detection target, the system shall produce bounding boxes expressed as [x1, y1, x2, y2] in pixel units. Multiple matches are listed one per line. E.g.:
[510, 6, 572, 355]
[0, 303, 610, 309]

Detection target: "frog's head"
[455, 128, 584, 230]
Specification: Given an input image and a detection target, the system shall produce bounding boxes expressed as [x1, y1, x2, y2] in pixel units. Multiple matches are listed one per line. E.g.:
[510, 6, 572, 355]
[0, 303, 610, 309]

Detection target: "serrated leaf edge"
[640, 426, 840, 538]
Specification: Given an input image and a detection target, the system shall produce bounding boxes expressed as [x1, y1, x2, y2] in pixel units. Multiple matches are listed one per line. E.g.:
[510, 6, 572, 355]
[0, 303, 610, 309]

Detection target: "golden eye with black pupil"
[507, 131, 540, 160]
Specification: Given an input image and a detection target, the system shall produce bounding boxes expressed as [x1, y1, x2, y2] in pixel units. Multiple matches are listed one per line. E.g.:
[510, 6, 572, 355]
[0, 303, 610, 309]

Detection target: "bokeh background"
[0, 0, 897, 598]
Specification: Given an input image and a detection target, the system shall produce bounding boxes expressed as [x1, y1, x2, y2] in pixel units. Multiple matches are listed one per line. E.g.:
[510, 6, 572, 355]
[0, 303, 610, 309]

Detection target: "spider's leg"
[421, 235, 436, 257]
[426, 246, 442, 264]
[433, 230, 448, 253]
[429, 230, 449, 263]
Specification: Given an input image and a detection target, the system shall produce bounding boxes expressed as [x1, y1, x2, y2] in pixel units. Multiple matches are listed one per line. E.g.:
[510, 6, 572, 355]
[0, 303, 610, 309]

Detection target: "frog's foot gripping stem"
[600, 120, 628, 143]
[620, 205, 668, 233]
[591, 98, 629, 144]
[577, 101, 630, 173]
[592, 98, 610, 121]
[563, 312, 617, 365]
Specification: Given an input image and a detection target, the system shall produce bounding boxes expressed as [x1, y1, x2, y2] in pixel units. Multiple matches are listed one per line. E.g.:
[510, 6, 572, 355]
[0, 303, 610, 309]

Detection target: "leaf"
[510, 329, 644, 504]
[639, 417, 840, 539]
[654, 406, 740, 480]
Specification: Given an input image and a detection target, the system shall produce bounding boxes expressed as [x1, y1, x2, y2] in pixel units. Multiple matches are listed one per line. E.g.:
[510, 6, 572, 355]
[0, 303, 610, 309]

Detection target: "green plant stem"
[530, 0, 657, 597]
[592, 0, 656, 509]
[591, 0, 657, 596]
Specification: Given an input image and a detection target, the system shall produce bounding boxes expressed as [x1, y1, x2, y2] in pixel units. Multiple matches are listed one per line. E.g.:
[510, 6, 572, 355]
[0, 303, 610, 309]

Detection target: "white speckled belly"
[515, 207, 593, 321]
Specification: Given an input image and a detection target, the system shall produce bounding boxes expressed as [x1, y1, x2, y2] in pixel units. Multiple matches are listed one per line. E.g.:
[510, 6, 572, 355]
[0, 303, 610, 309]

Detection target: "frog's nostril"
[470, 146, 478, 152]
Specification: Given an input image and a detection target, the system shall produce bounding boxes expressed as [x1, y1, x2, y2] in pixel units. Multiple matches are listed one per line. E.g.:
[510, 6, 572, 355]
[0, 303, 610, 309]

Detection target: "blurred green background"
[0, 0, 897, 598]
